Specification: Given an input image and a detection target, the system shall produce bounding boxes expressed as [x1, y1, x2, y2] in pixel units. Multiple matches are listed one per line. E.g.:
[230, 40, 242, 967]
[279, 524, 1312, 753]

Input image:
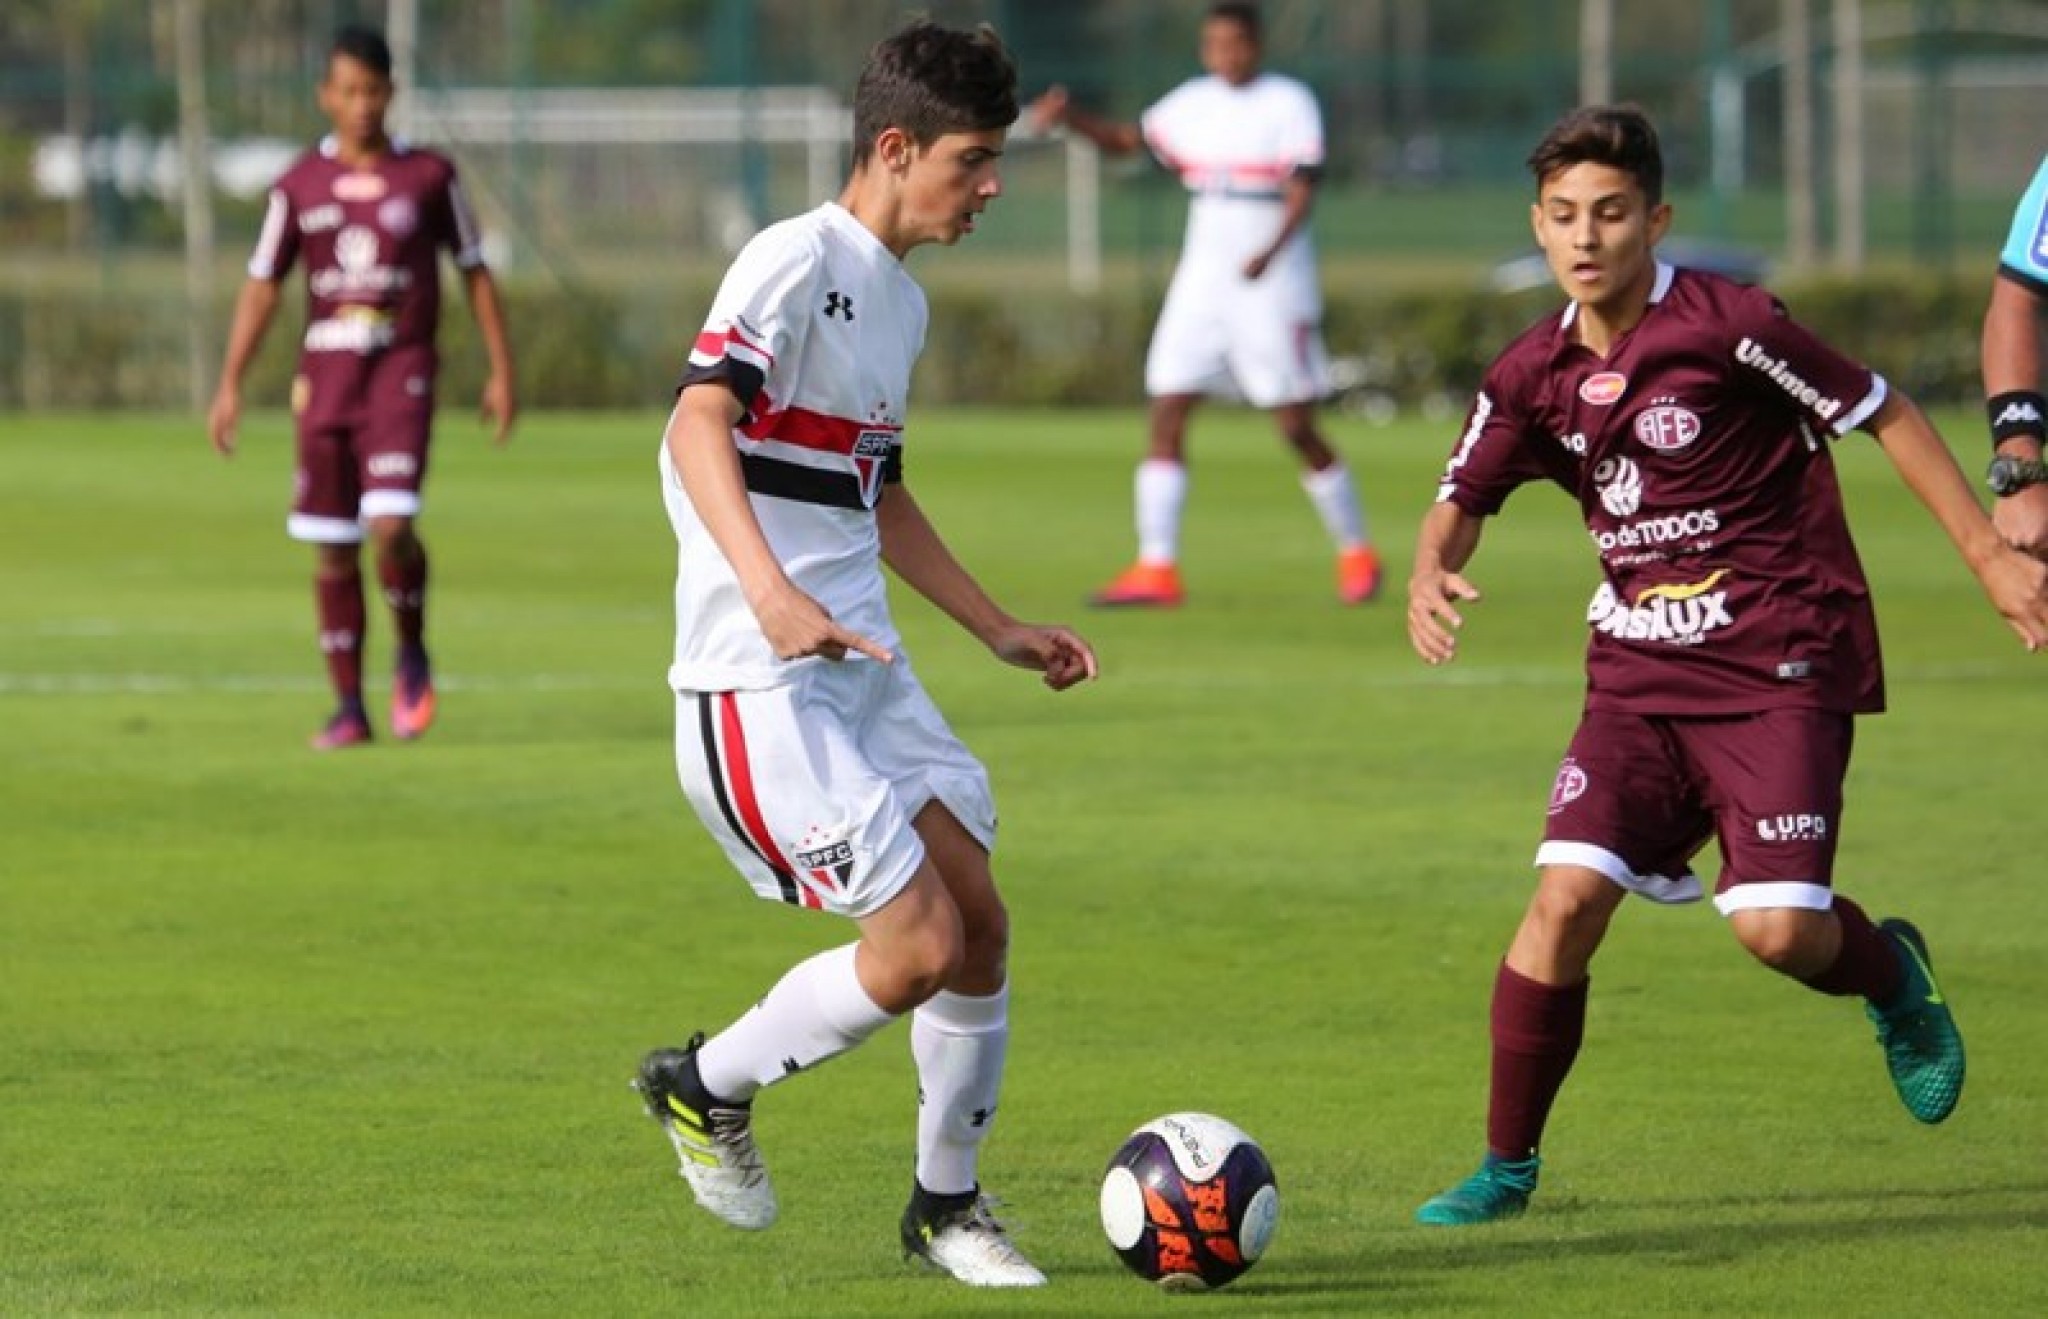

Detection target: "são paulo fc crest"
[1548, 759, 1588, 815]
[851, 429, 895, 508]
[1579, 371, 1627, 405]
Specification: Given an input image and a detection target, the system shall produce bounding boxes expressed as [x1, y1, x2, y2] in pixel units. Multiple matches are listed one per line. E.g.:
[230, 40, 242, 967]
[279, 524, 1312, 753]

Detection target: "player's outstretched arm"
[1868, 390, 2048, 651]
[207, 277, 282, 457]
[1025, 86, 1144, 156]
[875, 484, 1097, 690]
[666, 385, 891, 664]
[1982, 274, 2048, 557]
[1407, 501, 1486, 666]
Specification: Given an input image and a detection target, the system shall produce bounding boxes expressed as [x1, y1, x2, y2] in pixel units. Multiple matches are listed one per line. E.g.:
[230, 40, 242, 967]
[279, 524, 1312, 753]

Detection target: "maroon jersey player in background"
[1405, 105, 2048, 1226]
[208, 24, 516, 750]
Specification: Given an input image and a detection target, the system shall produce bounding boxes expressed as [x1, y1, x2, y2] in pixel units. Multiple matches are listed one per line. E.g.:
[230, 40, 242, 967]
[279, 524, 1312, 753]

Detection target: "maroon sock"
[378, 546, 429, 664]
[315, 568, 367, 711]
[1799, 895, 1903, 1002]
[1486, 963, 1589, 1160]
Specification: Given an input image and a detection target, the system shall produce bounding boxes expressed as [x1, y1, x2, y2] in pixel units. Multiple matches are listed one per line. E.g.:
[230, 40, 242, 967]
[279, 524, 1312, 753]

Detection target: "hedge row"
[0, 269, 1993, 412]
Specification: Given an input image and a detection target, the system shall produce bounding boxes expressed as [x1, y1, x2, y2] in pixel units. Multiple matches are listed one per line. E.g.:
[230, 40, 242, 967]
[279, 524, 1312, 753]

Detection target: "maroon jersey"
[1438, 264, 1890, 715]
[248, 137, 484, 429]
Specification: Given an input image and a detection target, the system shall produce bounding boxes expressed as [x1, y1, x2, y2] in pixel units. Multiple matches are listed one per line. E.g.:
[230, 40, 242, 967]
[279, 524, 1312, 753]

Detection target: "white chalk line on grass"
[0, 661, 2023, 697]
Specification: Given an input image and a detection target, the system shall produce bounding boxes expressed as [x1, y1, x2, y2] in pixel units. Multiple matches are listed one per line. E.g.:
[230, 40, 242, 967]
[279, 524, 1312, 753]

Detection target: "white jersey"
[662, 202, 925, 691]
[1141, 72, 1324, 294]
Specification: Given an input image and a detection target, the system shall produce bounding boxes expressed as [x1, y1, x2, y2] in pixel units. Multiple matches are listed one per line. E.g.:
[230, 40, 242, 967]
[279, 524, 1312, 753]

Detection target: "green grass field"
[5, 406, 2046, 1315]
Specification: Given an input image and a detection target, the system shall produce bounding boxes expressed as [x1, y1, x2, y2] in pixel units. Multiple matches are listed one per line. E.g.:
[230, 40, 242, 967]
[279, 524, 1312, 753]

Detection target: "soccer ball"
[1098, 1112, 1279, 1291]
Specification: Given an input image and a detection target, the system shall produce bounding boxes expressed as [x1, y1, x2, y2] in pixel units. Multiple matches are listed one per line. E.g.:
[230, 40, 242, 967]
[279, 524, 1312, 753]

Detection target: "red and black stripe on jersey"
[679, 357, 904, 511]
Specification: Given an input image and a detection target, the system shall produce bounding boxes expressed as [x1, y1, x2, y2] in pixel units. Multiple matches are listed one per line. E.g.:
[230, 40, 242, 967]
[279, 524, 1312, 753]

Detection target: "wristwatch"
[1986, 454, 2045, 498]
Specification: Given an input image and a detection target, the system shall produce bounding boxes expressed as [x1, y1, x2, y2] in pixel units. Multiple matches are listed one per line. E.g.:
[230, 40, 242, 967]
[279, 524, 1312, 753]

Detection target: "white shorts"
[1144, 267, 1331, 407]
[673, 657, 996, 918]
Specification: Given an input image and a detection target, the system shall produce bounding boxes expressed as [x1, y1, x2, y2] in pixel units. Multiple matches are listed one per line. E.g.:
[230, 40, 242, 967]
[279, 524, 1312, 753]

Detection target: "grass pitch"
[3, 406, 2045, 1315]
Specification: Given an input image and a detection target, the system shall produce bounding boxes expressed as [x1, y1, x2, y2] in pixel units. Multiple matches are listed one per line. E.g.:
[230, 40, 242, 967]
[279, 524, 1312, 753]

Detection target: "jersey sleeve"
[1277, 80, 1325, 174]
[676, 227, 820, 423]
[247, 184, 299, 280]
[1726, 285, 1888, 438]
[1139, 81, 1197, 172]
[1997, 154, 2048, 294]
[437, 162, 487, 271]
[1435, 360, 1552, 516]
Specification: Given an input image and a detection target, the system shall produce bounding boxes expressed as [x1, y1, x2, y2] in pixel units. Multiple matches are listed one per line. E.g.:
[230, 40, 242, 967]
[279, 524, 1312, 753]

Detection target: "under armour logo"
[823, 291, 854, 321]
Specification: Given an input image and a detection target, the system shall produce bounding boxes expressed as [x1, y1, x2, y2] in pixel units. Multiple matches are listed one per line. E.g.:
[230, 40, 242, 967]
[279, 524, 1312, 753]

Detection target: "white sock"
[696, 943, 895, 1102]
[1135, 459, 1187, 566]
[911, 984, 1010, 1196]
[1301, 461, 1368, 551]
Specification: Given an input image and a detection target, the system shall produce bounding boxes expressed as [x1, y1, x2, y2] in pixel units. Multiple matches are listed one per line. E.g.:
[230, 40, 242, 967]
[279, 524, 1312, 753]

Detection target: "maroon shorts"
[1536, 707, 1854, 914]
[287, 349, 436, 544]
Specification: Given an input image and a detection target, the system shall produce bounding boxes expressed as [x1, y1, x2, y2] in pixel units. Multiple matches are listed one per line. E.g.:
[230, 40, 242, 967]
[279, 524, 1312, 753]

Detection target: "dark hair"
[850, 21, 1018, 166]
[329, 24, 393, 80]
[1527, 104, 1663, 206]
[1206, 2, 1262, 43]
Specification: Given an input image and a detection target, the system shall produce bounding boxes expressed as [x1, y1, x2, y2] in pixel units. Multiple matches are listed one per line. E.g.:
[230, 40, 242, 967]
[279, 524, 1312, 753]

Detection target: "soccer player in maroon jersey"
[1406, 106, 2048, 1225]
[208, 25, 516, 750]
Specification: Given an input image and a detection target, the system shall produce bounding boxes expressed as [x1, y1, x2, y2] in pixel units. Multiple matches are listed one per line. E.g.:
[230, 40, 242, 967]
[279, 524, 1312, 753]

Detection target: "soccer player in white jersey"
[1029, 1, 1381, 608]
[632, 21, 1097, 1289]
[1983, 152, 2048, 557]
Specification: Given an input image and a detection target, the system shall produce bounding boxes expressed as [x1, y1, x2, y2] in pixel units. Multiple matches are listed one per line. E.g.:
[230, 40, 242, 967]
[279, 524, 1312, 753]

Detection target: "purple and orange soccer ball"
[1099, 1112, 1279, 1291]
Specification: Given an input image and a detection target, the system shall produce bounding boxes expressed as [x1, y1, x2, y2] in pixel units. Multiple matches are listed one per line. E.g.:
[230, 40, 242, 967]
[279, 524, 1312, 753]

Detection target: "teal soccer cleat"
[1866, 918, 1965, 1124]
[1415, 1154, 1540, 1226]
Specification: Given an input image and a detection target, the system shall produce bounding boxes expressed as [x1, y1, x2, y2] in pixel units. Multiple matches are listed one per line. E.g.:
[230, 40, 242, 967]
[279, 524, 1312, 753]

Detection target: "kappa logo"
[1579, 371, 1627, 405]
[1548, 758, 1588, 815]
[1593, 456, 1644, 516]
[823, 290, 855, 321]
[299, 203, 343, 233]
[1993, 398, 2045, 429]
[1633, 397, 1702, 451]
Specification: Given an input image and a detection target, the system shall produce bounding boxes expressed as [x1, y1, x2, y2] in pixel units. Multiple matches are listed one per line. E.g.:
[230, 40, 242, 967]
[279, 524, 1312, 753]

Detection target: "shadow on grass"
[1181, 1179, 2048, 1312]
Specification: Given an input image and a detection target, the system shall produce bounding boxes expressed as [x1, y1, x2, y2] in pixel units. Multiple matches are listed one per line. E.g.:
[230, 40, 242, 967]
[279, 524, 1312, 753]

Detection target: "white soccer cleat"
[901, 1190, 1047, 1288]
[634, 1039, 778, 1231]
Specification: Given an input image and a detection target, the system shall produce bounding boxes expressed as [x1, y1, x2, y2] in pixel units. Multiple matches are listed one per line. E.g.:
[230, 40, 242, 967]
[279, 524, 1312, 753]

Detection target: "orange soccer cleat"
[1337, 546, 1383, 605]
[391, 663, 437, 741]
[1089, 561, 1185, 609]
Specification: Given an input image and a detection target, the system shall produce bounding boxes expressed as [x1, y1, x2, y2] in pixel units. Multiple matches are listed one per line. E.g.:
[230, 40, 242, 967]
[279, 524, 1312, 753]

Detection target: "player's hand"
[1026, 87, 1069, 135]
[990, 622, 1098, 691]
[481, 372, 517, 446]
[1242, 251, 1272, 280]
[1976, 543, 2048, 652]
[207, 387, 240, 458]
[750, 580, 894, 664]
[1407, 567, 1481, 665]
[1992, 484, 2048, 562]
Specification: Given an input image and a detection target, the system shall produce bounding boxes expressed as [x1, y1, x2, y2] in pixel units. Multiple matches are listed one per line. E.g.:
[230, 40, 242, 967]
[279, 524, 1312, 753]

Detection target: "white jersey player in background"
[633, 20, 1096, 1289]
[1030, 0, 1382, 608]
